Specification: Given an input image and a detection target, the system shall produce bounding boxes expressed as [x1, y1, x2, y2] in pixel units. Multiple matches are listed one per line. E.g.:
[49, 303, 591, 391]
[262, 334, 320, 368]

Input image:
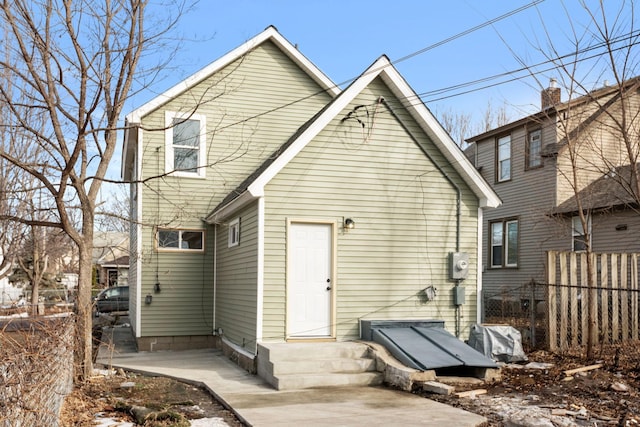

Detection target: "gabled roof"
[122, 26, 340, 180]
[553, 164, 640, 214]
[125, 25, 339, 124]
[206, 56, 501, 223]
[467, 76, 640, 143]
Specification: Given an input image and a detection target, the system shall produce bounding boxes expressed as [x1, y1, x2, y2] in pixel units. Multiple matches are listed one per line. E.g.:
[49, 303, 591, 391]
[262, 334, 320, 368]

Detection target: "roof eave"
[205, 190, 258, 224]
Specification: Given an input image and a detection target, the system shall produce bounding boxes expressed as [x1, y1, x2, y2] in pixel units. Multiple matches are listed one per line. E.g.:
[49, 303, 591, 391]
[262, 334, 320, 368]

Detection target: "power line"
[200, 0, 548, 135]
[417, 29, 640, 104]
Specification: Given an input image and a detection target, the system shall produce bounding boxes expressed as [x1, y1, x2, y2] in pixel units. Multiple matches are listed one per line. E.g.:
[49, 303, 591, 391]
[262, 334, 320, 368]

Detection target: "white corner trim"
[256, 197, 265, 345]
[135, 126, 143, 338]
[476, 207, 483, 324]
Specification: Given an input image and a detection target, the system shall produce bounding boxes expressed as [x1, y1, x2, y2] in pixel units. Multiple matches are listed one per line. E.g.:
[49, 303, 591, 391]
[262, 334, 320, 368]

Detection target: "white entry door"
[288, 222, 333, 337]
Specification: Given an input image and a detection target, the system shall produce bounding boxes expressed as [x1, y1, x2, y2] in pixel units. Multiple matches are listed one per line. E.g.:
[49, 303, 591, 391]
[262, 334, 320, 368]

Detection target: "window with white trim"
[527, 129, 542, 169]
[490, 219, 518, 268]
[497, 134, 511, 182]
[165, 112, 206, 177]
[228, 218, 240, 248]
[572, 215, 591, 251]
[157, 229, 204, 251]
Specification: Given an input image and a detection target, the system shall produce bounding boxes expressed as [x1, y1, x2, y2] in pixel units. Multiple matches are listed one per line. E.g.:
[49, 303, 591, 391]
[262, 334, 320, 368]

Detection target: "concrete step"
[257, 342, 382, 390]
[274, 371, 384, 390]
[270, 357, 376, 375]
[259, 342, 370, 361]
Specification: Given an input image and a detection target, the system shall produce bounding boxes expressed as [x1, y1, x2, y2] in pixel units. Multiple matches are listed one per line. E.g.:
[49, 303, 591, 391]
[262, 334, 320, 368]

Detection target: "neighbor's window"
[157, 229, 204, 251]
[228, 218, 240, 248]
[496, 134, 511, 182]
[527, 129, 542, 169]
[490, 219, 518, 268]
[165, 112, 206, 177]
[571, 215, 591, 252]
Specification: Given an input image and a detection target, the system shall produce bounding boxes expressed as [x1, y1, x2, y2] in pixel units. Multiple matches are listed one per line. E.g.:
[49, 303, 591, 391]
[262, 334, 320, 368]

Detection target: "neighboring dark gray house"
[467, 78, 640, 310]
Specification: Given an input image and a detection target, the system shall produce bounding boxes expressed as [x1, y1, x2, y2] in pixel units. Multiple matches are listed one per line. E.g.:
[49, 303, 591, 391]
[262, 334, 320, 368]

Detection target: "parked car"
[94, 286, 129, 314]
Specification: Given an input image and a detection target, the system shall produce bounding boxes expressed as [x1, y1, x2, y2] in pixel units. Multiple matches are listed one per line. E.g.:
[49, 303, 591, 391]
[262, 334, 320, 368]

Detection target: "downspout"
[213, 224, 217, 335]
[380, 98, 463, 337]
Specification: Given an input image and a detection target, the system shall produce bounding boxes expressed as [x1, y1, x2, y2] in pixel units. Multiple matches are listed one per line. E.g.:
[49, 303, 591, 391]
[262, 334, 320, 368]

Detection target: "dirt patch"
[419, 342, 640, 426]
[60, 370, 244, 426]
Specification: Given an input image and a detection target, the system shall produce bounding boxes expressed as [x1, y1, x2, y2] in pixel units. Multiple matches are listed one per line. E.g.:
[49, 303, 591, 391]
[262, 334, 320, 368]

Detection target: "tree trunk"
[75, 244, 94, 381]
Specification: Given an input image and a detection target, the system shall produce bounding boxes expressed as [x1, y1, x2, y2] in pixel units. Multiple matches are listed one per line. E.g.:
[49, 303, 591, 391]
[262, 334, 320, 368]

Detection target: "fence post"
[529, 279, 536, 348]
[546, 251, 557, 351]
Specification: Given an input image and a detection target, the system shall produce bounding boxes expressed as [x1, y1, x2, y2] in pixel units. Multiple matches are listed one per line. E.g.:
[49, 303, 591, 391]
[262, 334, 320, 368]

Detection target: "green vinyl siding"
[262, 77, 480, 341]
[136, 40, 332, 337]
[215, 202, 259, 351]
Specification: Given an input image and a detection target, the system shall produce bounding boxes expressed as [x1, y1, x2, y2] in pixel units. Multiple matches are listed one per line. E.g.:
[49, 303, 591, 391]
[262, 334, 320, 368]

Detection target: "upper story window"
[157, 229, 204, 252]
[490, 218, 518, 268]
[527, 129, 542, 169]
[496, 134, 511, 182]
[228, 217, 240, 248]
[165, 112, 206, 178]
[571, 215, 591, 252]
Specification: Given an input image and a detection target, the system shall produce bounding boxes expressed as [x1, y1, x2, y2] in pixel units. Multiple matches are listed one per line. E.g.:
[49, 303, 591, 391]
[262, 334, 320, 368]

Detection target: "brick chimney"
[541, 78, 561, 110]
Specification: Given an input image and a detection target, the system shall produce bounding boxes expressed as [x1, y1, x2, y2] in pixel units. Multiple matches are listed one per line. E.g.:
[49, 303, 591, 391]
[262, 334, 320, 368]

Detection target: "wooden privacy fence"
[546, 251, 640, 351]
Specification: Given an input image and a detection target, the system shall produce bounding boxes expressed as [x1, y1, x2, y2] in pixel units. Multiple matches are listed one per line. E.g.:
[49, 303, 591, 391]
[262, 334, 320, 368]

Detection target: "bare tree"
[0, 0, 185, 380]
[526, 0, 640, 358]
[438, 101, 510, 149]
[96, 184, 130, 233]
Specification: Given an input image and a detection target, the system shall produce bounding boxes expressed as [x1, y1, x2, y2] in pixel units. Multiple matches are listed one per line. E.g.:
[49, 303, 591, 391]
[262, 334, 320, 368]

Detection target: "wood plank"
[611, 254, 619, 342]
[546, 251, 557, 351]
[580, 253, 588, 346]
[589, 253, 599, 346]
[559, 252, 569, 349]
[564, 364, 603, 376]
[632, 254, 638, 340]
[600, 254, 609, 344]
[570, 252, 579, 347]
[455, 389, 487, 398]
[621, 253, 629, 340]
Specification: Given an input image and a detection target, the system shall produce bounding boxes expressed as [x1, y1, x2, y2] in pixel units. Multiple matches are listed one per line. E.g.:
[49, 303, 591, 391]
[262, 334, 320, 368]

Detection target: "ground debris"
[60, 371, 243, 426]
[419, 341, 640, 427]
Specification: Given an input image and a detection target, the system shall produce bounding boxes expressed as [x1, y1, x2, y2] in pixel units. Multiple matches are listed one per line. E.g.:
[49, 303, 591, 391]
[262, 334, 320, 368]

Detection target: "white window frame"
[571, 215, 591, 252]
[490, 218, 518, 268]
[527, 129, 542, 169]
[157, 228, 205, 252]
[165, 111, 207, 178]
[228, 218, 240, 248]
[497, 134, 511, 182]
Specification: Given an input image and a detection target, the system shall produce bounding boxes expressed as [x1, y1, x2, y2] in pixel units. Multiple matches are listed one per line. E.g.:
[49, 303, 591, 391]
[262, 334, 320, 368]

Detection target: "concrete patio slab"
[96, 325, 487, 427]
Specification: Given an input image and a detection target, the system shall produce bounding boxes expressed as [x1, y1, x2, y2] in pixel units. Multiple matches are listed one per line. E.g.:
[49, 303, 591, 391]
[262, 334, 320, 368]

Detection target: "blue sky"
[108, 0, 637, 192]
[128, 0, 636, 125]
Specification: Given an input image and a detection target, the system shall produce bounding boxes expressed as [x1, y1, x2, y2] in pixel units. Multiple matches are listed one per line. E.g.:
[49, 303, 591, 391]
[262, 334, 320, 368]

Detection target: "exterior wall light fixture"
[145, 294, 153, 304]
[344, 218, 355, 230]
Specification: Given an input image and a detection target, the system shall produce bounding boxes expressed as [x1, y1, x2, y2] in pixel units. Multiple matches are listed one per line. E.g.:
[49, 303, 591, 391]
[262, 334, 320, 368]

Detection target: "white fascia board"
[126, 26, 338, 124]
[247, 57, 389, 195]
[378, 69, 501, 209]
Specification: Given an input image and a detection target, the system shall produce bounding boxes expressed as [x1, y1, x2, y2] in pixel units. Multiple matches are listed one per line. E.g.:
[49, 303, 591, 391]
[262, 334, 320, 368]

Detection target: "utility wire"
[186, 0, 547, 136]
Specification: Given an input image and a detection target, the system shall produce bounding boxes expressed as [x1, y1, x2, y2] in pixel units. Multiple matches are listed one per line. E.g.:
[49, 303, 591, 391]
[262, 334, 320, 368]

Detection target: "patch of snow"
[93, 414, 134, 427]
[0, 312, 28, 319]
[190, 418, 230, 426]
